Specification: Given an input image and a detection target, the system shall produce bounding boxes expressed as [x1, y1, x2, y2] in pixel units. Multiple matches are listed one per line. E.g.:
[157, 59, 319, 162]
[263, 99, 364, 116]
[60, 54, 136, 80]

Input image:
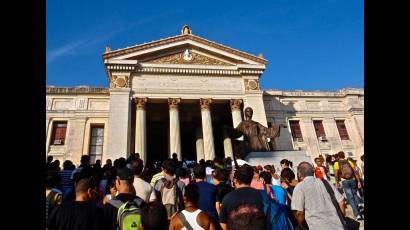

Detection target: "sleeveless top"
[181, 209, 205, 230]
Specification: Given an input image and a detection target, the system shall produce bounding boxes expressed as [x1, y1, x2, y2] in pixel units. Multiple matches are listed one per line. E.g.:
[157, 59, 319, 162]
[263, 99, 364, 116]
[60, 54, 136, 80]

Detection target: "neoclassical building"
[46, 26, 364, 166]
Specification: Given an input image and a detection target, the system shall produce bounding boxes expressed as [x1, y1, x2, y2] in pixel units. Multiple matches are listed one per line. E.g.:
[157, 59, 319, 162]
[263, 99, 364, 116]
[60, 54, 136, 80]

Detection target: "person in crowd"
[219, 164, 264, 230]
[292, 162, 346, 230]
[205, 160, 215, 183]
[153, 159, 185, 219]
[141, 201, 168, 230]
[59, 160, 75, 202]
[360, 155, 364, 177]
[102, 159, 112, 172]
[178, 167, 190, 186]
[280, 168, 298, 200]
[172, 153, 183, 168]
[102, 178, 117, 205]
[150, 166, 165, 187]
[211, 168, 233, 216]
[348, 157, 365, 207]
[226, 204, 266, 230]
[46, 170, 63, 224]
[192, 164, 219, 222]
[251, 166, 265, 190]
[314, 157, 328, 180]
[259, 171, 287, 205]
[223, 157, 232, 171]
[280, 159, 293, 171]
[333, 151, 363, 220]
[47, 177, 105, 230]
[169, 184, 216, 230]
[103, 168, 145, 230]
[131, 158, 157, 202]
[263, 165, 281, 186]
[46, 156, 54, 171]
[71, 155, 93, 183]
[325, 154, 337, 185]
[53, 160, 61, 172]
[280, 167, 298, 228]
[213, 157, 224, 170]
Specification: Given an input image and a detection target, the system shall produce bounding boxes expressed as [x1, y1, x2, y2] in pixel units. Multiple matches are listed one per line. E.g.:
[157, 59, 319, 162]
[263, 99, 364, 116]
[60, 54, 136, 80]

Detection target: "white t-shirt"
[236, 159, 250, 166]
[133, 177, 156, 202]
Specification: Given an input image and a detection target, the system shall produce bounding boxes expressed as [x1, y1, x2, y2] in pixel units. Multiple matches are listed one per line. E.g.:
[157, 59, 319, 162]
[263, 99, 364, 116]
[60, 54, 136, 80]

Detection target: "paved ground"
[345, 204, 364, 229]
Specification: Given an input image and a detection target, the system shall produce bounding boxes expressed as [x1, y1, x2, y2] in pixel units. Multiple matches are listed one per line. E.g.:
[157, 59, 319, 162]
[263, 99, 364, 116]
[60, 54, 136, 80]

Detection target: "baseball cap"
[116, 168, 133, 181]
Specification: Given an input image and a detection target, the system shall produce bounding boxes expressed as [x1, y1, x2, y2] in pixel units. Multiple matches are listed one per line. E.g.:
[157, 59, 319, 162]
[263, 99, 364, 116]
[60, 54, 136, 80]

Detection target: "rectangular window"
[289, 120, 303, 141]
[89, 125, 104, 161]
[50, 121, 67, 145]
[336, 120, 350, 140]
[313, 120, 326, 138]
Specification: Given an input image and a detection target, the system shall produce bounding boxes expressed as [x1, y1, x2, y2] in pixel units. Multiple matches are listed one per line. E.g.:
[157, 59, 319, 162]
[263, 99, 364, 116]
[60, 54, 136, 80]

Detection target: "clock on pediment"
[183, 49, 193, 62]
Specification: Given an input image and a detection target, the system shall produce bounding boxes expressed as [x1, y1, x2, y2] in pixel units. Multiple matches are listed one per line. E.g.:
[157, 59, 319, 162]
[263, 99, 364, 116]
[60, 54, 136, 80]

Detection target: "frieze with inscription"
[132, 76, 243, 94]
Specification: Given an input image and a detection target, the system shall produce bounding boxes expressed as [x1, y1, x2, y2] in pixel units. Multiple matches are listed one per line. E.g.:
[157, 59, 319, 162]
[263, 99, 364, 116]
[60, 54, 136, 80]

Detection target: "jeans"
[341, 179, 361, 217]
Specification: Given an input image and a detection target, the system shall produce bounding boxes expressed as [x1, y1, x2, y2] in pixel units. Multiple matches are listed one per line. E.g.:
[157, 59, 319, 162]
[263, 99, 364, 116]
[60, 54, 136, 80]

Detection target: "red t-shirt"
[315, 166, 324, 179]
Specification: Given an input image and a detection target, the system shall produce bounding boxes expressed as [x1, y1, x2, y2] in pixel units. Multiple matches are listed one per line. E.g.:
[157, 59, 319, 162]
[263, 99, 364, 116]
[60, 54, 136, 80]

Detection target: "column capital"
[135, 98, 147, 110]
[168, 98, 181, 110]
[200, 98, 212, 110]
[230, 99, 243, 111]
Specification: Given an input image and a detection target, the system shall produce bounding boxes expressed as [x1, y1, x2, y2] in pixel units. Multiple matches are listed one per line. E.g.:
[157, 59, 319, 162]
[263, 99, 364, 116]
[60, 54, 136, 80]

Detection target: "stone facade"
[263, 88, 364, 162]
[46, 27, 364, 166]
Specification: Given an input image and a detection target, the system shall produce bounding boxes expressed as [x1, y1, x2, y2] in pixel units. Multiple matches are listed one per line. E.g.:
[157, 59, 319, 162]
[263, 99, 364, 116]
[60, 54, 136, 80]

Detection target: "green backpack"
[109, 198, 144, 230]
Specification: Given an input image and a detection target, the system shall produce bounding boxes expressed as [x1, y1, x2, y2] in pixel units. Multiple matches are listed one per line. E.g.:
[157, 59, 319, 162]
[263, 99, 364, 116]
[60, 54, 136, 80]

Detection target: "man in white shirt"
[130, 158, 156, 202]
[291, 162, 346, 230]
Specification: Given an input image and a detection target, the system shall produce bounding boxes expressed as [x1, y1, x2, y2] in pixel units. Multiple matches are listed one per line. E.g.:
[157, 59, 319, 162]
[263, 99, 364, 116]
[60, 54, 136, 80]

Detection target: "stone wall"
[263, 88, 364, 164]
[46, 87, 110, 166]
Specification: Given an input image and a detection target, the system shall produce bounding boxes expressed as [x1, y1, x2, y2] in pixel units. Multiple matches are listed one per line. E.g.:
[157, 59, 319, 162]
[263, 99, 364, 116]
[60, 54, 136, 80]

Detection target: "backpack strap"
[177, 212, 195, 230]
[108, 199, 123, 209]
[132, 197, 144, 208]
[321, 179, 348, 229]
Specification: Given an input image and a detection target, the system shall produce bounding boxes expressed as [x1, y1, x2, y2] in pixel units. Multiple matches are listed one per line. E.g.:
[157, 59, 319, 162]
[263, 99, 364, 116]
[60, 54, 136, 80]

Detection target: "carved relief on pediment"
[148, 50, 232, 66]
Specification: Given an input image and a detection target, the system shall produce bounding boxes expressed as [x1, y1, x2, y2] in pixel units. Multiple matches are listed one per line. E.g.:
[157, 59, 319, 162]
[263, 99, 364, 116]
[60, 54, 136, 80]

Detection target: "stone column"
[230, 99, 243, 142]
[135, 98, 147, 164]
[230, 99, 243, 128]
[223, 130, 233, 158]
[106, 88, 132, 162]
[168, 98, 182, 160]
[200, 98, 215, 161]
[196, 127, 205, 161]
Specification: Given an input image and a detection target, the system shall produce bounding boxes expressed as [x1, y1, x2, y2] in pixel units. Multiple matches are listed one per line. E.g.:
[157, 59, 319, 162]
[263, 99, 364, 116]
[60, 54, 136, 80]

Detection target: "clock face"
[183, 49, 193, 61]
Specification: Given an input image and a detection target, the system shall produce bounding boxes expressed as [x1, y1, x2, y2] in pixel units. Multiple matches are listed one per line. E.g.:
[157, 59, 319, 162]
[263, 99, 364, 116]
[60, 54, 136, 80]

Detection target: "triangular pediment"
[144, 50, 233, 66]
[103, 34, 267, 66]
[128, 45, 236, 66]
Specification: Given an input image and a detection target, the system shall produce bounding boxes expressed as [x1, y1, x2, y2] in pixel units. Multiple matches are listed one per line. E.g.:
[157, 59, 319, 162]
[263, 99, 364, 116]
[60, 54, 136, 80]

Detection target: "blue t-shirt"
[194, 181, 218, 220]
[270, 185, 287, 205]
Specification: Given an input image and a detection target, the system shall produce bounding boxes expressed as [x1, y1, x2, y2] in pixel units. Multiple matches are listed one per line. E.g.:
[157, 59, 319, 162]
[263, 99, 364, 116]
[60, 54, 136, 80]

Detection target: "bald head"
[297, 162, 314, 179]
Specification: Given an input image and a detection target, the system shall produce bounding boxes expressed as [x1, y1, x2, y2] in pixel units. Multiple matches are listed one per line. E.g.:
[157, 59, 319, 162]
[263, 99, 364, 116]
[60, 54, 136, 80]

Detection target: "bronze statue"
[225, 107, 285, 156]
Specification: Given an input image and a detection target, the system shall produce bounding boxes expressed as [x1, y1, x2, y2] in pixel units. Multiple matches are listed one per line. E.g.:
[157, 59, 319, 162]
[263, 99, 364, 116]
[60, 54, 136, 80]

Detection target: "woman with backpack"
[259, 171, 293, 230]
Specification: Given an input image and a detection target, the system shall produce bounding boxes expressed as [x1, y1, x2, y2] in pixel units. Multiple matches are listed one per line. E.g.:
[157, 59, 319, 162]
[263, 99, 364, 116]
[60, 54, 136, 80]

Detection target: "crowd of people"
[45, 151, 364, 230]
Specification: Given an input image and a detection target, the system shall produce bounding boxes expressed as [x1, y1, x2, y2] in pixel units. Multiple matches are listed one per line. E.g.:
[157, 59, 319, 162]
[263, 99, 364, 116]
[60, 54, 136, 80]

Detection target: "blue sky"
[46, 0, 363, 91]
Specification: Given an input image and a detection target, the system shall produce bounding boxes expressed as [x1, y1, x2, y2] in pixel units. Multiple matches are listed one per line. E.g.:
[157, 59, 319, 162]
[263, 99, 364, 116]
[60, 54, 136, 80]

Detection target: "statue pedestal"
[244, 150, 313, 173]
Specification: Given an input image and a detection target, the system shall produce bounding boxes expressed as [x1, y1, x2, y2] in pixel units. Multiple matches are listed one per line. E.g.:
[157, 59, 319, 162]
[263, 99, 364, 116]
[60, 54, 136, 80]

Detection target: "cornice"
[46, 86, 109, 95]
[264, 88, 364, 97]
[102, 34, 267, 64]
